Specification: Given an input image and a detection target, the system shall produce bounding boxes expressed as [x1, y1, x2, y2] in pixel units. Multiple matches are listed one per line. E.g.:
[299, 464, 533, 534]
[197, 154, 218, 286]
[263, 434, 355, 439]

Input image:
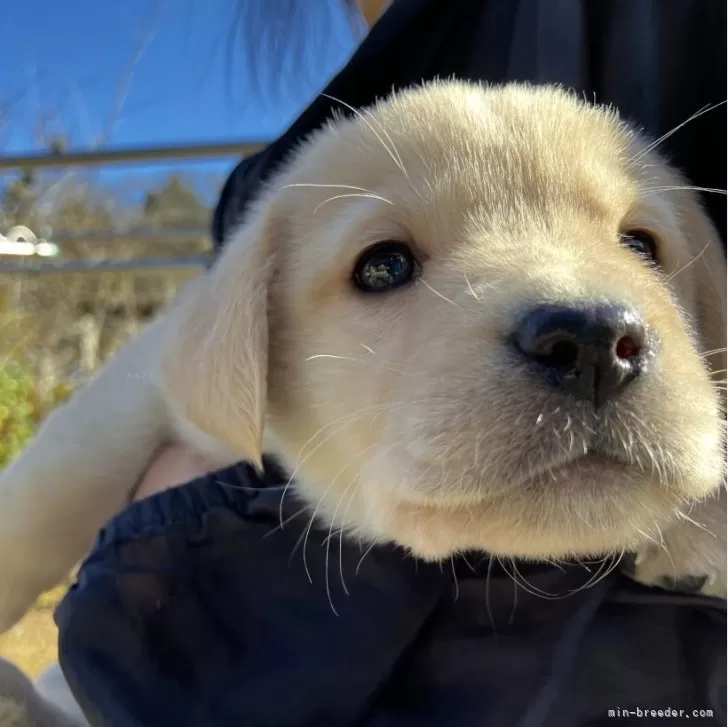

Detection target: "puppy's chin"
[341, 456, 698, 563]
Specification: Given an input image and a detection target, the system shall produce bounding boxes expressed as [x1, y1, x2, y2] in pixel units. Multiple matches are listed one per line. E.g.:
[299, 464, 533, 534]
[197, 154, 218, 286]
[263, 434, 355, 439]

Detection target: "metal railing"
[0, 140, 264, 170]
[0, 140, 269, 275]
[0, 255, 215, 276]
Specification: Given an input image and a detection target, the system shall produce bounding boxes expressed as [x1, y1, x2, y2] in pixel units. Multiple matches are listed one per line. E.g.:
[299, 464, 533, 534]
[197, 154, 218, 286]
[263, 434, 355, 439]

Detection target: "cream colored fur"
[0, 86, 725, 723]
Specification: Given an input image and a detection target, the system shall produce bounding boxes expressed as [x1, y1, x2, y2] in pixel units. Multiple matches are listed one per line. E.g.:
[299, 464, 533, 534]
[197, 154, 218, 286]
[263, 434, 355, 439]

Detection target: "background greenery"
[0, 363, 72, 468]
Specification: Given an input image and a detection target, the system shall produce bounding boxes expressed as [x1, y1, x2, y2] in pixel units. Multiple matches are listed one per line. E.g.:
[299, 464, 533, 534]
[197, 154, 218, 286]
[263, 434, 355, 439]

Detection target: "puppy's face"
[166, 82, 726, 561]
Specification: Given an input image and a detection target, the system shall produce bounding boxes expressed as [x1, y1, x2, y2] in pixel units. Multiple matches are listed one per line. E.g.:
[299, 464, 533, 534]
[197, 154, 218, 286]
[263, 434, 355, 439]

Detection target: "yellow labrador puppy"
[0, 81, 725, 636]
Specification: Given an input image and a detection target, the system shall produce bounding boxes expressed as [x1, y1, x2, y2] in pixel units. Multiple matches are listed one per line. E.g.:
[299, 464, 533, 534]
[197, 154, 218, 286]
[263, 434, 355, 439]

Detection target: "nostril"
[514, 303, 652, 407]
[615, 335, 641, 360]
[536, 339, 579, 369]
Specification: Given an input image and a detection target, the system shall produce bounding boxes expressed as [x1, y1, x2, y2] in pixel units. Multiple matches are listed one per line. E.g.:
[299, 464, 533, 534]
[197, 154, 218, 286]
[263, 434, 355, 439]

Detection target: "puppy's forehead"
[290, 83, 639, 231]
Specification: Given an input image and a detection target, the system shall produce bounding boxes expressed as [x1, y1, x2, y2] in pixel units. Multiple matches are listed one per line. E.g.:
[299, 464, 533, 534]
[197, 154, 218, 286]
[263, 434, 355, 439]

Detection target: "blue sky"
[1, 0, 361, 153]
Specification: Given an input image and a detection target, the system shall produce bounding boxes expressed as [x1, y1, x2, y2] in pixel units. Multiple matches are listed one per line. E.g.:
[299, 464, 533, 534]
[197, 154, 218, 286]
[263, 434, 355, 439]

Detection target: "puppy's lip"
[520, 452, 633, 488]
[388, 451, 637, 527]
[394, 452, 632, 511]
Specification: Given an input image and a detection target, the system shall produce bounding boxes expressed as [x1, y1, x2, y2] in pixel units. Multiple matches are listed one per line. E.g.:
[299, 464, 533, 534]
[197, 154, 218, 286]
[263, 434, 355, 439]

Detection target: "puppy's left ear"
[160, 200, 280, 469]
[674, 189, 727, 381]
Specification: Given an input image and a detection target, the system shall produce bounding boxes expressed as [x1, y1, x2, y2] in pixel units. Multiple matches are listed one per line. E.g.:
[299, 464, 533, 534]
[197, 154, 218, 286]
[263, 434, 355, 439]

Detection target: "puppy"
[0, 81, 725, 636]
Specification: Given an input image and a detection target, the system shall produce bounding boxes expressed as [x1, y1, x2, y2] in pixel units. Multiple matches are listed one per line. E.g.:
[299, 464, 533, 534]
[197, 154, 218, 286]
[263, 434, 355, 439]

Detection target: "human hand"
[133, 445, 217, 502]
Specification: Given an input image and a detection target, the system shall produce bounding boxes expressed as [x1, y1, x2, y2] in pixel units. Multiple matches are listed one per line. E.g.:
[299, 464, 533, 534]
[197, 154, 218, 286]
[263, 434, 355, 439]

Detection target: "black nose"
[514, 304, 650, 407]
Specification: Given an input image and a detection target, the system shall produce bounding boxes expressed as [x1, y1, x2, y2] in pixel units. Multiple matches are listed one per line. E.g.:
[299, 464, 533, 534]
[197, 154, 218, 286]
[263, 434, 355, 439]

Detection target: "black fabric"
[57, 463, 726, 727]
[212, 0, 726, 250]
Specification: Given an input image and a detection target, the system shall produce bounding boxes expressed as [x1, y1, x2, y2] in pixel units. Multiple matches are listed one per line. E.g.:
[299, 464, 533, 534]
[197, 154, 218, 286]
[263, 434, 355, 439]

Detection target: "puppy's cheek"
[640, 340, 725, 496]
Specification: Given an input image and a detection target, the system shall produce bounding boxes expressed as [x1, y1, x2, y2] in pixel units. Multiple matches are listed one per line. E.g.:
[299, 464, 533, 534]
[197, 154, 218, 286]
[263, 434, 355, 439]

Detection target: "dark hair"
[226, 0, 365, 113]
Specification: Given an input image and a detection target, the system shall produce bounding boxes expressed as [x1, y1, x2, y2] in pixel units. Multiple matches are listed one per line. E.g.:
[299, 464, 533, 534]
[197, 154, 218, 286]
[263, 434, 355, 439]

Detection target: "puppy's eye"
[353, 242, 419, 292]
[621, 230, 659, 265]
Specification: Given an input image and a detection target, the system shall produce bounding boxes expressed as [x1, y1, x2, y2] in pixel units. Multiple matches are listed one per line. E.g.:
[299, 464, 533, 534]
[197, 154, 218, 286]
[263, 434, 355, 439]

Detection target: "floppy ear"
[674, 189, 727, 383]
[160, 202, 279, 469]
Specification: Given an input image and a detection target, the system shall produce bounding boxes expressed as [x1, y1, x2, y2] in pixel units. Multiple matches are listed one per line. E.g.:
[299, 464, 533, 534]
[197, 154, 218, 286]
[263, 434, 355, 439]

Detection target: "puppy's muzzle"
[514, 303, 651, 408]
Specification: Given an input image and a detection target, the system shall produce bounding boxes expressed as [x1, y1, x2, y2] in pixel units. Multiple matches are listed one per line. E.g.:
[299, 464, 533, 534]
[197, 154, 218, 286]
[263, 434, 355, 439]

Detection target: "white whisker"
[664, 241, 710, 284]
[700, 347, 728, 358]
[675, 509, 716, 538]
[637, 185, 727, 200]
[313, 192, 394, 215]
[464, 274, 480, 301]
[361, 106, 410, 181]
[338, 479, 364, 595]
[450, 556, 460, 602]
[322, 93, 409, 180]
[356, 540, 377, 575]
[280, 182, 388, 196]
[264, 503, 310, 538]
[418, 278, 462, 308]
[305, 352, 418, 378]
[630, 101, 727, 165]
[486, 556, 499, 639]
[324, 476, 361, 614]
[302, 442, 379, 587]
[278, 402, 396, 527]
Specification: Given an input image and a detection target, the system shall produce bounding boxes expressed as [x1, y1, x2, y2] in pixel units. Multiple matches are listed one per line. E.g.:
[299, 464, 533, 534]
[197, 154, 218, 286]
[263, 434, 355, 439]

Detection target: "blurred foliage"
[0, 363, 73, 469]
[143, 174, 210, 229]
[0, 148, 216, 470]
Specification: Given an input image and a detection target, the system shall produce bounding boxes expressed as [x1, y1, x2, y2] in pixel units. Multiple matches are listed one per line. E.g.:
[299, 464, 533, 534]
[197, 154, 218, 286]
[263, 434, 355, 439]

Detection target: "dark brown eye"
[353, 242, 419, 292]
[621, 230, 659, 265]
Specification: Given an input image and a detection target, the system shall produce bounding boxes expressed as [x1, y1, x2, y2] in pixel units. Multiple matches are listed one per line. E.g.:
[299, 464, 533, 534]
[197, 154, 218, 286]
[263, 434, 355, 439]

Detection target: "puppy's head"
[163, 82, 726, 561]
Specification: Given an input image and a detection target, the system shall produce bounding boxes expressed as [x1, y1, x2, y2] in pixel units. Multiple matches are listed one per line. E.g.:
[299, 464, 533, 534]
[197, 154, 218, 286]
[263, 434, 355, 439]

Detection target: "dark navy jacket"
[57, 1, 727, 725]
[58, 462, 726, 727]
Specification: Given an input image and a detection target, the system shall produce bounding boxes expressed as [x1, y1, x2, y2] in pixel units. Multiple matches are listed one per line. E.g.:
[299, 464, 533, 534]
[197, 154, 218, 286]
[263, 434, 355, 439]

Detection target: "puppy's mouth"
[379, 447, 666, 561]
[394, 447, 638, 512]
[515, 450, 634, 492]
